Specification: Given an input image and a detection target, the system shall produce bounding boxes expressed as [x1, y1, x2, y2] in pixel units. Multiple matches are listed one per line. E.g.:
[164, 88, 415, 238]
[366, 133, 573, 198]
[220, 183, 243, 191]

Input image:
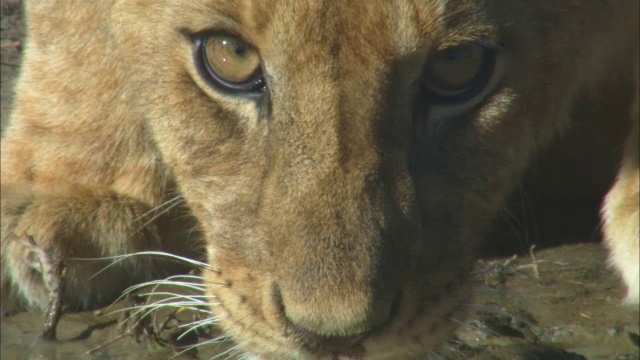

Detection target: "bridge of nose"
[249, 1, 439, 340]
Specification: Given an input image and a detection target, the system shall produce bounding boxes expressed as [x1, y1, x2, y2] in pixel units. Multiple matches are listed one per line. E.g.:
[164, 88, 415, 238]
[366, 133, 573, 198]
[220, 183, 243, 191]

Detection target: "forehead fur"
[162, 0, 494, 58]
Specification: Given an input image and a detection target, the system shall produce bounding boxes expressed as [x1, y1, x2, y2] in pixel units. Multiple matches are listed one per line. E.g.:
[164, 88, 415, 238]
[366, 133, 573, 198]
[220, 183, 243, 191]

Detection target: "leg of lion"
[602, 53, 640, 304]
[0, 185, 189, 312]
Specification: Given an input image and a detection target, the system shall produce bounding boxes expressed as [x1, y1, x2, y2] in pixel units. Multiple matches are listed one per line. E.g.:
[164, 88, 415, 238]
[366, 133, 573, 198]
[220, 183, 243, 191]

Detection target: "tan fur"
[602, 51, 640, 304]
[1, 0, 638, 358]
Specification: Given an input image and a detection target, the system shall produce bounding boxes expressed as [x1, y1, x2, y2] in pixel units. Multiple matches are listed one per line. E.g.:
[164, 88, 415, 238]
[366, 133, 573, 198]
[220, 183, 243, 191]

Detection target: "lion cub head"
[135, 3, 516, 357]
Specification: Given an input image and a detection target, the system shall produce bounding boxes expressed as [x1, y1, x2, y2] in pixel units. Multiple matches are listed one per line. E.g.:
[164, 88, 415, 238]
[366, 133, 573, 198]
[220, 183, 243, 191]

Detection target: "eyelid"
[180, 24, 257, 48]
[434, 37, 501, 52]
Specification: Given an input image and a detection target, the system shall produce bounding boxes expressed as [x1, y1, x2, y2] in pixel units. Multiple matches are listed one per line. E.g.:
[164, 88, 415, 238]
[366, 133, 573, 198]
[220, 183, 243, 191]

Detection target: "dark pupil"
[234, 43, 247, 56]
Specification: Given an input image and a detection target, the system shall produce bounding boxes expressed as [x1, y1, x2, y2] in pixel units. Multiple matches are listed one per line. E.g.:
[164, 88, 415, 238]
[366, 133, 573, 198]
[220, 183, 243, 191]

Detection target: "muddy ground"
[1, 243, 638, 360]
[1, 3, 638, 360]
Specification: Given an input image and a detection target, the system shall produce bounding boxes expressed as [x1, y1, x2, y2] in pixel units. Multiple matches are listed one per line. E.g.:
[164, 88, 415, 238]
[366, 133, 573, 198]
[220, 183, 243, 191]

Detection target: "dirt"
[1, 3, 638, 360]
[452, 243, 639, 360]
[1, 243, 637, 359]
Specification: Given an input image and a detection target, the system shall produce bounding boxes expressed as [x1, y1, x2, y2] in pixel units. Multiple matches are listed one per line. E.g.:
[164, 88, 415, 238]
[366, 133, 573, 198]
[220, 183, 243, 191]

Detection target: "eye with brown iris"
[424, 43, 495, 104]
[198, 33, 265, 93]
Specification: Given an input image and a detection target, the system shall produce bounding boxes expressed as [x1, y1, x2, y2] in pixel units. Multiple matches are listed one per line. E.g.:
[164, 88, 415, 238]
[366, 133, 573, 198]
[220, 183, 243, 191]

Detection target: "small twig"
[528, 244, 542, 285]
[85, 333, 129, 355]
[0, 41, 21, 49]
[502, 254, 519, 268]
[155, 308, 178, 335]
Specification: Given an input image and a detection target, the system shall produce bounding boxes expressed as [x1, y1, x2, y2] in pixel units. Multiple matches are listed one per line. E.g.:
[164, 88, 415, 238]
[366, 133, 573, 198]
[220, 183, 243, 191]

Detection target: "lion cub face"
[95, 0, 625, 358]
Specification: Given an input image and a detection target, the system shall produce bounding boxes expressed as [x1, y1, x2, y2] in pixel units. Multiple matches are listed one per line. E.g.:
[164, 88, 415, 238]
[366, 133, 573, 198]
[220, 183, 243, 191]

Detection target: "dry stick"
[85, 333, 130, 355]
[87, 296, 151, 354]
[502, 254, 519, 268]
[0, 41, 21, 49]
[528, 244, 542, 285]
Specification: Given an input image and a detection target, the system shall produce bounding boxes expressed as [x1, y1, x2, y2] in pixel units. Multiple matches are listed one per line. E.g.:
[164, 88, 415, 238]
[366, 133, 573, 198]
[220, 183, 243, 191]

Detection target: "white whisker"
[116, 297, 216, 320]
[211, 342, 244, 360]
[134, 197, 185, 234]
[177, 317, 224, 340]
[85, 251, 208, 280]
[133, 195, 183, 223]
[124, 281, 207, 294]
[171, 333, 233, 359]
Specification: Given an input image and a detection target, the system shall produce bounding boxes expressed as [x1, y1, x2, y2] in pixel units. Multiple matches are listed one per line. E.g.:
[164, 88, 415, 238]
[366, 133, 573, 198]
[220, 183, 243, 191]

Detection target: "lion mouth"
[207, 274, 469, 359]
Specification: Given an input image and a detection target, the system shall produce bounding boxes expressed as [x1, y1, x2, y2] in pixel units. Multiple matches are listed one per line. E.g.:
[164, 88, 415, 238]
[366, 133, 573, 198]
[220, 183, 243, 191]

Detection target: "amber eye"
[424, 43, 495, 104]
[197, 33, 265, 93]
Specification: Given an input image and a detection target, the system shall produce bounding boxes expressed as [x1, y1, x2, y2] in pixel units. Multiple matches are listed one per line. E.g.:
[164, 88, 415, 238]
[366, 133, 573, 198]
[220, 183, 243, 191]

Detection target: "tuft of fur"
[602, 52, 640, 304]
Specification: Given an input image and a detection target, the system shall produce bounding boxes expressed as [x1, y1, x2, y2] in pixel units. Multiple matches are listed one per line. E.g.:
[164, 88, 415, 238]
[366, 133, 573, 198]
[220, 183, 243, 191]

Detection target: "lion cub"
[1, 0, 638, 358]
